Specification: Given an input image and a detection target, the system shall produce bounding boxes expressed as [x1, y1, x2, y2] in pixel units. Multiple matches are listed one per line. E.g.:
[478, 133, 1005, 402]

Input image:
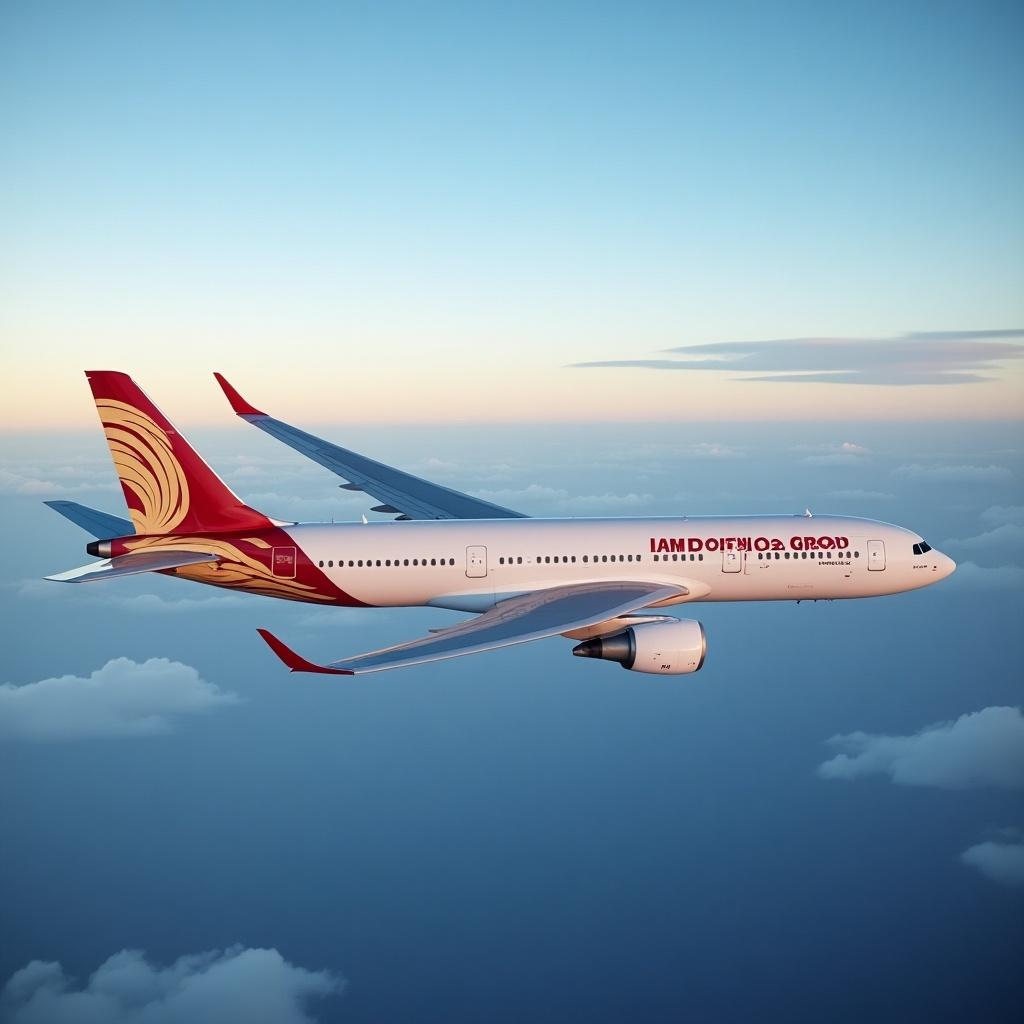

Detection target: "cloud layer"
[960, 840, 1024, 888]
[0, 658, 239, 741]
[818, 706, 1024, 790]
[1, 946, 341, 1024]
[572, 330, 1024, 385]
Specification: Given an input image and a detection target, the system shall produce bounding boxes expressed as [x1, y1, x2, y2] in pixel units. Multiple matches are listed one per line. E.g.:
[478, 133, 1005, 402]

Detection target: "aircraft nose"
[936, 552, 956, 579]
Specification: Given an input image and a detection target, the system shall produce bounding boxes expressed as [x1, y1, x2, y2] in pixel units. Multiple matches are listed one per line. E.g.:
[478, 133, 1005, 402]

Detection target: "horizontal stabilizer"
[46, 549, 217, 584]
[44, 500, 134, 539]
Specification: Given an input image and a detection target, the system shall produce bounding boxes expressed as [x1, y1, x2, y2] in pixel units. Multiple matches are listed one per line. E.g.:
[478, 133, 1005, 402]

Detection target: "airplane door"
[867, 539, 886, 571]
[722, 547, 742, 573]
[272, 546, 297, 578]
[466, 545, 487, 578]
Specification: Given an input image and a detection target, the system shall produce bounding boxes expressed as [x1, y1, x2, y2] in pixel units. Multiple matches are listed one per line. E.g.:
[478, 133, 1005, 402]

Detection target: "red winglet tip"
[214, 373, 265, 417]
[257, 628, 352, 675]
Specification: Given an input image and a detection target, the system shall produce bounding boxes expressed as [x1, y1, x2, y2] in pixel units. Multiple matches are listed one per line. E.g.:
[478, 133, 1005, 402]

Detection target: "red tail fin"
[86, 371, 273, 535]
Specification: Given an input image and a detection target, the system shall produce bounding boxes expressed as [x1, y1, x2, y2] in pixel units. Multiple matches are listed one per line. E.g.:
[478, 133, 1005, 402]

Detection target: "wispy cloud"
[1, 946, 342, 1023]
[944, 523, 1024, 553]
[944, 562, 1024, 589]
[474, 484, 654, 514]
[891, 463, 1013, 483]
[15, 579, 248, 613]
[818, 706, 1024, 790]
[0, 657, 239, 740]
[571, 330, 1024, 385]
[800, 441, 871, 466]
[960, 839, 1024, 888]
[981, 505, 1024, 526]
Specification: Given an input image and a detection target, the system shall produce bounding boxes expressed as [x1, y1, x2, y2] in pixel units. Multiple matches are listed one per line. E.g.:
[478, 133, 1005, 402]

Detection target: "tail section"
[44, 500, 135, 539]
[86, 371, 273, 535]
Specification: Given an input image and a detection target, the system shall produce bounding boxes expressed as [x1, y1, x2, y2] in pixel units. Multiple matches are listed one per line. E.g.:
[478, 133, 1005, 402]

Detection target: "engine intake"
[572, 619, 706, 675]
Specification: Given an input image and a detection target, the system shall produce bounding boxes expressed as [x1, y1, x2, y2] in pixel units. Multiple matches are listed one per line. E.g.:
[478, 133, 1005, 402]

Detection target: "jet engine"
[571, 618, 706, 675]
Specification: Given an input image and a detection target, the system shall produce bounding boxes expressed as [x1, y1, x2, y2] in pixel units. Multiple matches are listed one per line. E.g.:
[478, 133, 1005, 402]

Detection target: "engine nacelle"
[571, 619, 706, 675]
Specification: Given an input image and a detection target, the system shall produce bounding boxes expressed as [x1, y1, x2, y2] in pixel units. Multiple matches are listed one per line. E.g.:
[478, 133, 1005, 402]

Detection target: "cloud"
[818, 706, 1024, 790]
[0, 468, 117, 497]
[474, 484, 654, 514]
[571, 330, 1024, 385]
[14, 580, 247, 613]
[242, 491, 383, 522]
[1, 946, 342, 1023]
[801, 442, 872, 466]
[960, 840, 1024, 888]
[981, 505, 1024, 526]
[0, 658, 240, 741]
[945, 523, 1024, 552]
[891, 463, 1013, 483]
[945, 561, 1024, 589]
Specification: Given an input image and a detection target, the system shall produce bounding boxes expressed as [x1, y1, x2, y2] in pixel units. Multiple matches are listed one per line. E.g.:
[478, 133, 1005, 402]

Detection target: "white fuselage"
[285, 514, 955, 611]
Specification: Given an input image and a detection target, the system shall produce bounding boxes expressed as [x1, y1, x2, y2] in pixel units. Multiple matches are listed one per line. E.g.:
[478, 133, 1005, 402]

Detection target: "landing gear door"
[466, 545, 487, 578]
[722, 547, 742, 573]
[867, 539, 886, 571]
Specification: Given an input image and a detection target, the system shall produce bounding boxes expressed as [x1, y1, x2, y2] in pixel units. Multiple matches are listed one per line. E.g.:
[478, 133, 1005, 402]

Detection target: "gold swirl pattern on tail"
[96, 399, 189, 535]
[125, 535, 334, 603]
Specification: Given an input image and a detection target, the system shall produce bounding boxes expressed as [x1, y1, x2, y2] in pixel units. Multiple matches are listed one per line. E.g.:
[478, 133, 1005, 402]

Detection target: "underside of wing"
[257, 580, 686, 675]
[214, 374, 526, 521]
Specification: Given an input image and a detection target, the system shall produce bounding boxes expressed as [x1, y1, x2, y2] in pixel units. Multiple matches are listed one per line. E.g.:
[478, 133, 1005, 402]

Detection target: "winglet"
[256, 628, 354, 675]
[214, 373, 266, 418]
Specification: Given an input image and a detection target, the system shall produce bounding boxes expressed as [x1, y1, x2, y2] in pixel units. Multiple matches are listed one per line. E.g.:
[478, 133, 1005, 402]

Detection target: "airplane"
[44, 371, 957, 676]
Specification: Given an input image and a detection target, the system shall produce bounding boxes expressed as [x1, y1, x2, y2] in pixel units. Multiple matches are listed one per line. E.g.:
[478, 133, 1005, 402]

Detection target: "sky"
[1, 3, 1023, 1023]
[1, 1, 1023, 425]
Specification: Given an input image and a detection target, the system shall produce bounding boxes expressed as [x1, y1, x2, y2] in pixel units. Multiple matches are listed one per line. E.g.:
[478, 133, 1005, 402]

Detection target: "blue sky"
[2, 1, 1022, 424]
[1, 2, 1023, 1021]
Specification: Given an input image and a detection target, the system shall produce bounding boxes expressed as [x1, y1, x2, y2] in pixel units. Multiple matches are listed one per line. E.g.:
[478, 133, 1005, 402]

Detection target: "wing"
[214, 374, 526, 521]
[46, 549, 217, 583]
[257, 580, 685, 675]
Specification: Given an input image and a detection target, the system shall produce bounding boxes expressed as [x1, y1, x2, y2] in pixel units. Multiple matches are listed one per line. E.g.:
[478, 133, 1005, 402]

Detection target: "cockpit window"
[913, 543, 921, 555]
[913, 541, 932, 556]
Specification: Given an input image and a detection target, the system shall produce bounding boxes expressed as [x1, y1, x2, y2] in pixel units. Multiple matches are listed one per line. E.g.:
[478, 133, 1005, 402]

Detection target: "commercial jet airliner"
[45, 372, 956, 676]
